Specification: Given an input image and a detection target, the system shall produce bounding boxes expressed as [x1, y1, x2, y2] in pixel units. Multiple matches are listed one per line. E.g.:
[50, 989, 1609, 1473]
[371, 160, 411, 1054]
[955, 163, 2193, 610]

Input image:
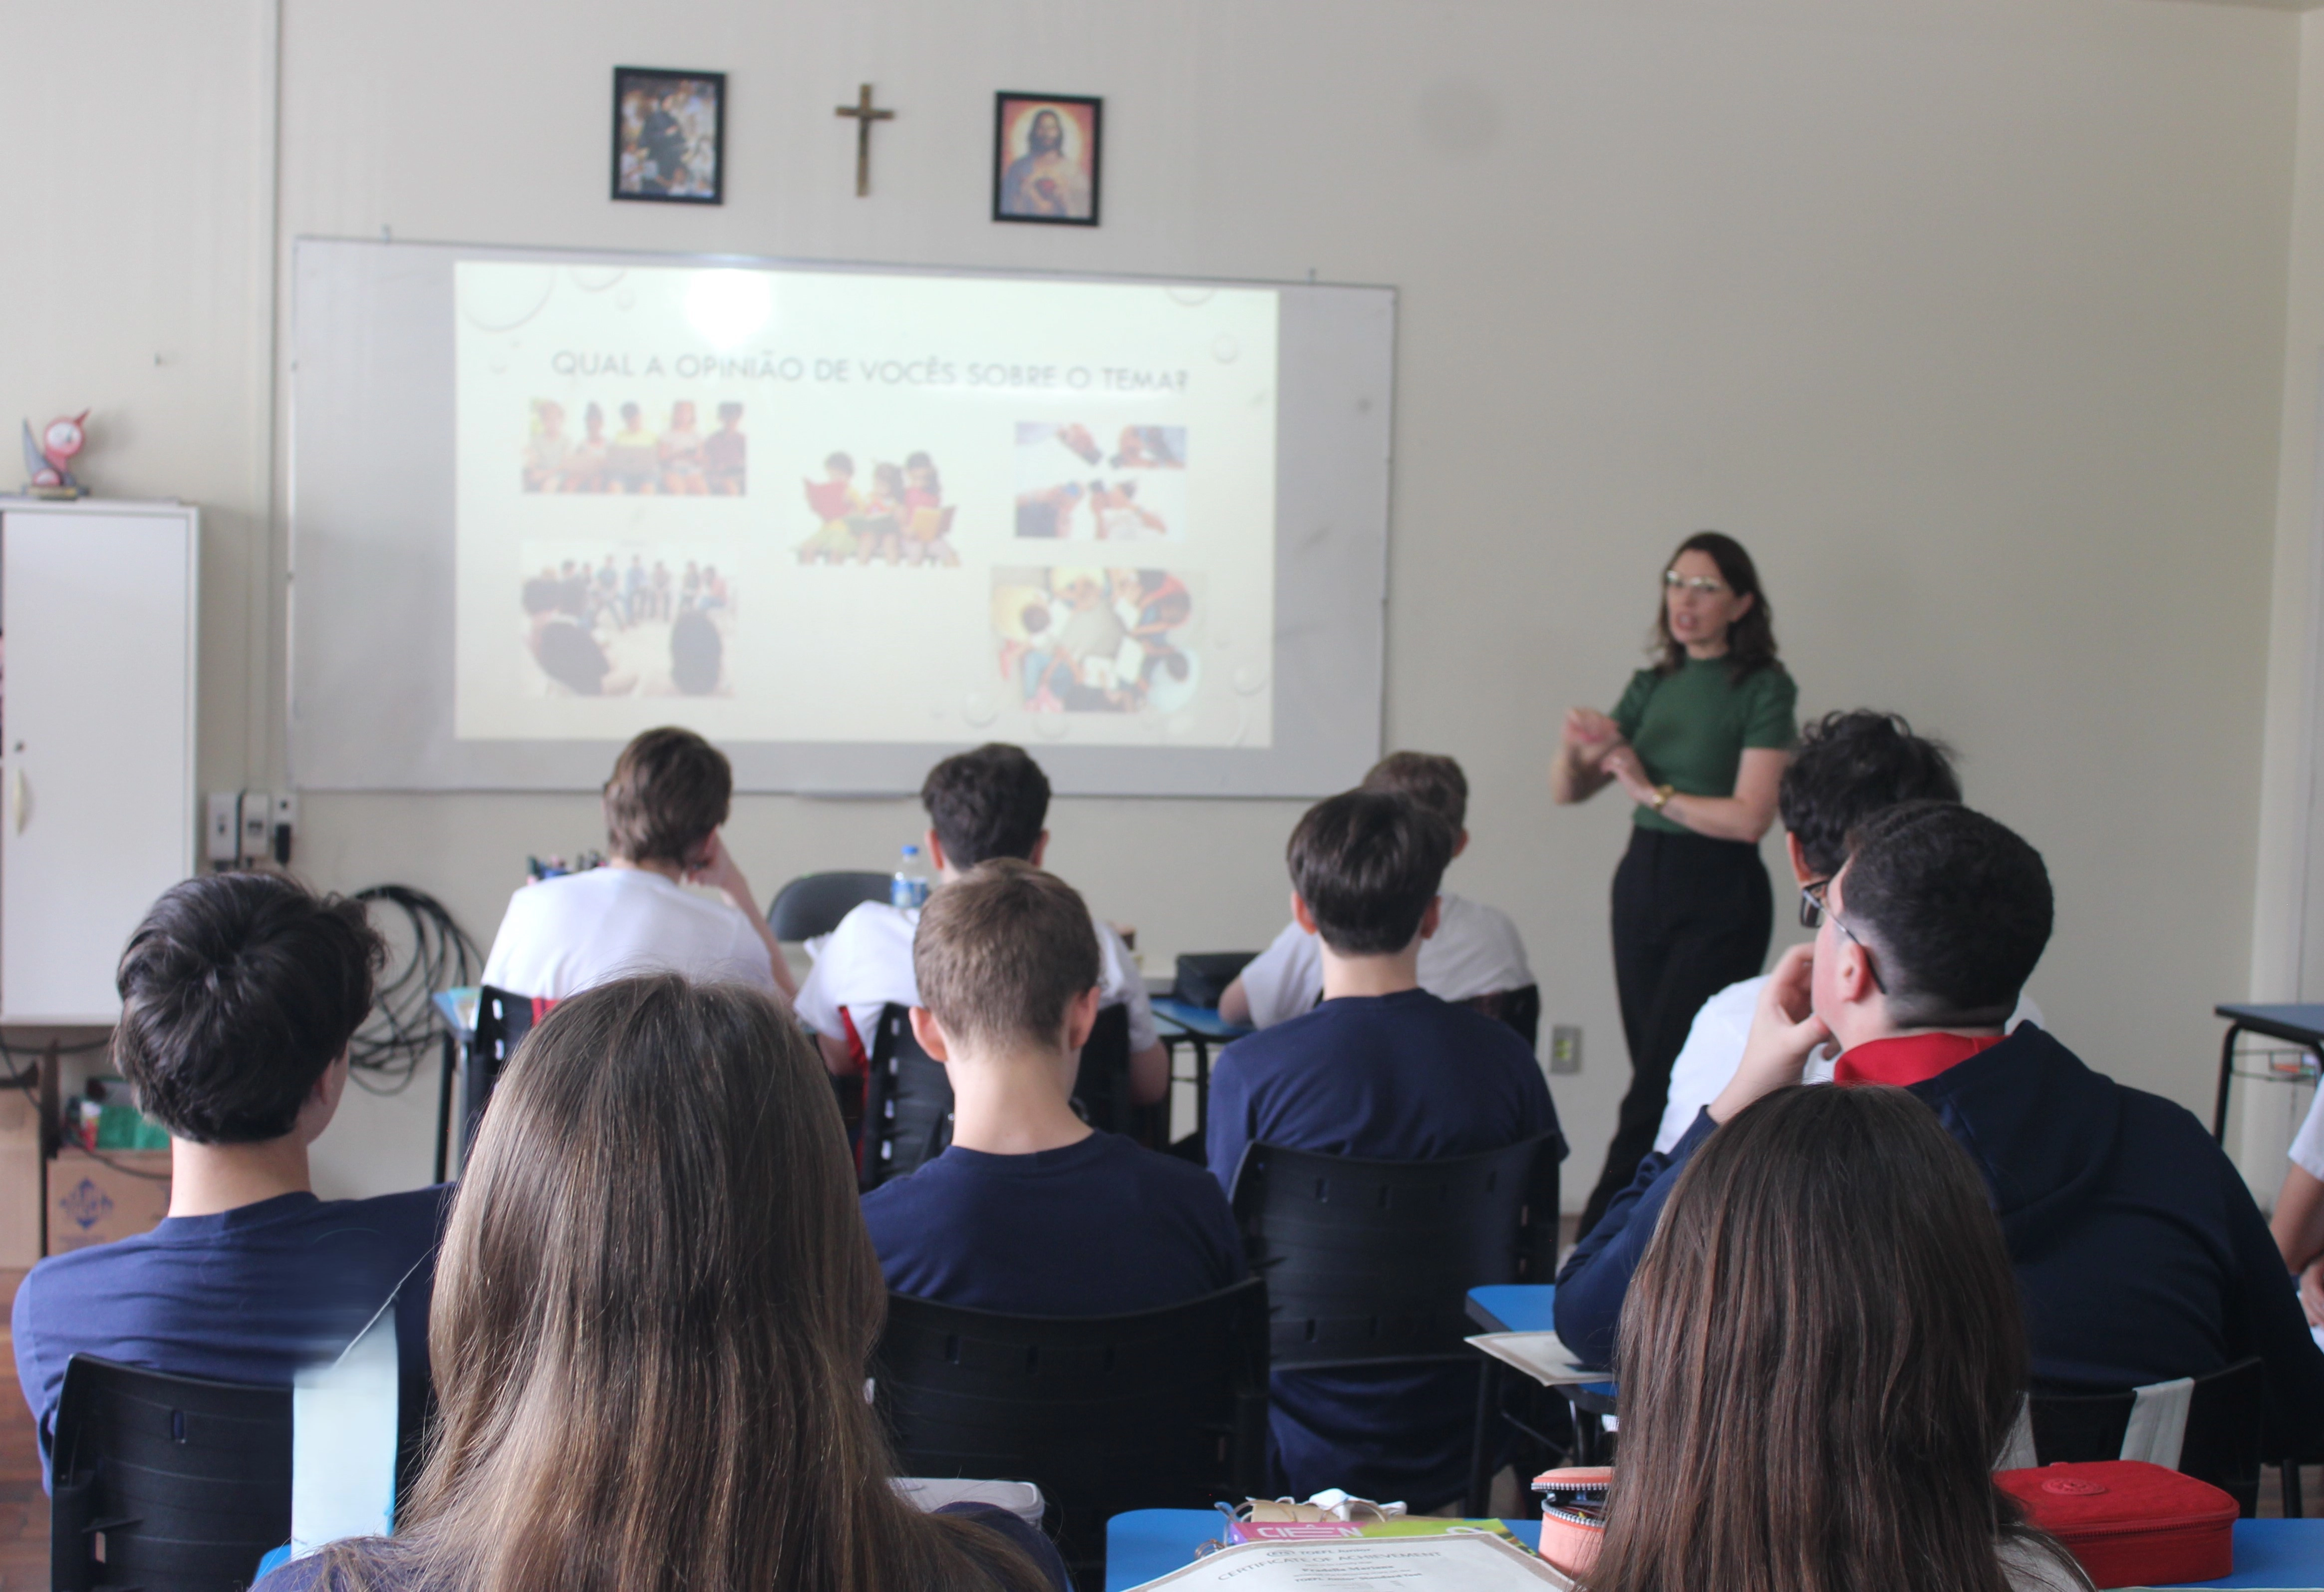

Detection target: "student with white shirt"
[795, 743, 1168, 1105]
[1219, 752, 1531, 1028]
[481, 727, 793, 1002]
[1648, 710, 2019, 1153]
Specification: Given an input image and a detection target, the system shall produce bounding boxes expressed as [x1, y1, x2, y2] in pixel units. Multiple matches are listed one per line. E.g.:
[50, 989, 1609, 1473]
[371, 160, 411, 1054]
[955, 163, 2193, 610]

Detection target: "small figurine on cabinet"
[21, 411, 89, 498]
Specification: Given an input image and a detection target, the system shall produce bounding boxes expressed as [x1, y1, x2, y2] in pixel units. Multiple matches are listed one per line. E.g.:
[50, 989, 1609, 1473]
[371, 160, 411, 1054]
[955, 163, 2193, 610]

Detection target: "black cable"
[346, 885, 481, 1097]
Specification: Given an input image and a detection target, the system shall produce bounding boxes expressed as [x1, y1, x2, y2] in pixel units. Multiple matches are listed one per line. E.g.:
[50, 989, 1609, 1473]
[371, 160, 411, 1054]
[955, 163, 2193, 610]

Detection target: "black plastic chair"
[873, 1279, 1270, 1590]
[768, 871, 892, 942]
[464, 984, 547, 1171]
[2028, 1357, 2267, 1517]
[1229, 1133, 1561, 1370]
[52, 1354, 291, 1592]
[861, 1003, 1137, 1190]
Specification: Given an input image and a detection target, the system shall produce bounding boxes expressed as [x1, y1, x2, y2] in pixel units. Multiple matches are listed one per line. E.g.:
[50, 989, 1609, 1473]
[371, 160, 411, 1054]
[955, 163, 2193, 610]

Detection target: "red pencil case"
[1994, 1461, 2236, 1589]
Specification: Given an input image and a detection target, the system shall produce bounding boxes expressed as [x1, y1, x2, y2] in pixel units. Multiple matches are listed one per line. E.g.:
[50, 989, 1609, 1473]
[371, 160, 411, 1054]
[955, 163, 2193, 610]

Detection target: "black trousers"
[1577, 826, 1773, 1237]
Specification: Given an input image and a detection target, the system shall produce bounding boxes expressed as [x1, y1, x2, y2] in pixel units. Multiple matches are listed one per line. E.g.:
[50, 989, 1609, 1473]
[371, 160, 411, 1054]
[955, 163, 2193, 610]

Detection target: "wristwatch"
[1651, 784, 1675, 813]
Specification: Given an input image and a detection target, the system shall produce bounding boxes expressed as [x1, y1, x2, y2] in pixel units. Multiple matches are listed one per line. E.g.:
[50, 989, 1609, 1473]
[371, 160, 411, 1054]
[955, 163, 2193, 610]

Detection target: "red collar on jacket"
[1833, 1031, 2008, 1088]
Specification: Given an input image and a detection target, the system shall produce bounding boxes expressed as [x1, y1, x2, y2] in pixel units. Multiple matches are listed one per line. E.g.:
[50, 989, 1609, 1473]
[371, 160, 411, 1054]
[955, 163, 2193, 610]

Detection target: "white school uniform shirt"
[1651, 976, 2047, 1154]
[1235, 893, 1533, 1029]
[2287, 1081, 2324, 1182]
[794, 899, 1157, 1059]
[480, 867, 777, 999]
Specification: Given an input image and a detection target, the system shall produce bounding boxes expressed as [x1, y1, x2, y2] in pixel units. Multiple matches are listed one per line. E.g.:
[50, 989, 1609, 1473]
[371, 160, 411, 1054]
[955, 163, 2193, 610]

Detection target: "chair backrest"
[1465, 983, 1542, 1050]
[861, 1002, 1141, 1190]
[874, 1279, 1270, 1588]
[465, 984, 550, 1170]
[768, 871, 893, 943]
[51, 1355, 291, 1592]
[862, 1004, 955, 1190]
[1230, 1133, 1561, 1371]
[2029, 1356, 2265, 1516]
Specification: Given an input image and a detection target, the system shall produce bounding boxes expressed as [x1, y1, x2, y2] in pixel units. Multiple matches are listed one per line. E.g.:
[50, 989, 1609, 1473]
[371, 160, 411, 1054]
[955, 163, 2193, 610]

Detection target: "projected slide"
[452, 262, 1278, 749]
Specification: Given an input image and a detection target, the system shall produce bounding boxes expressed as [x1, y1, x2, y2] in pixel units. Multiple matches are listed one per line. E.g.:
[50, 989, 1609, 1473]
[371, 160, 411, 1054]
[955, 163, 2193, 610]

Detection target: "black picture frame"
[992, 93, 1103, 227]
[612, 67, 726, 205]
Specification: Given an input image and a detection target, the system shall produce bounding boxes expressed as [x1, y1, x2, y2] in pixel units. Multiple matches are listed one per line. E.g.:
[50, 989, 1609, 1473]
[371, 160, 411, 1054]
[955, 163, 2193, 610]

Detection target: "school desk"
[2213, 1004, 2324, 1144]
[1149, 998, 1253, 1136]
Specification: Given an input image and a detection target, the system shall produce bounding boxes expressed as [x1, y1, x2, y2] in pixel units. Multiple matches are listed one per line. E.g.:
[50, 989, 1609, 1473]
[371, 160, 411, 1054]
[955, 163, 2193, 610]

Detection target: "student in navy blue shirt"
[12, 873, 451, 1482]
[1556, 803, 2324, 1455]
[862, 859, 1242, 1316]
[1207, 789, 1562, 1508]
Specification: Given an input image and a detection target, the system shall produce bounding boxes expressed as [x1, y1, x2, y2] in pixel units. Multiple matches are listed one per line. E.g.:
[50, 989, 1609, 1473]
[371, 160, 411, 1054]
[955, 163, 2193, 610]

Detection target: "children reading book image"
[851, 462, 910, 564]
[703, 402, 746, 495]
[659, 400, 708, 495]
[798, 453, 863, 564]
[899, 451, 959, 566]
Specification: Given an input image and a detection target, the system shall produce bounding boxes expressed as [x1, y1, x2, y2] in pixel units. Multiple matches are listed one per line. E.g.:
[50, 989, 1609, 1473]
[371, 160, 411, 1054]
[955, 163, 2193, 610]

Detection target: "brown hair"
[1360, 751, 1467, 833]
[601, 727, 731, 866]
[317, 977, 1048, 1592]
[1589, 1085, 2078, 1592]
[1286, 789, 1454, 957]
[1653, 531, 1779, 683]
[914, 859, 1101, 1048]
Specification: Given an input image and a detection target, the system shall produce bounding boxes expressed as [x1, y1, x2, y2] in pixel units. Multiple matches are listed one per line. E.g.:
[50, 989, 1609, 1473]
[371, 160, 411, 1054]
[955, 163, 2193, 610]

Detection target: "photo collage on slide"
[523, 397, 747, 495]
[1003, 422, 1193, 714]
[521, 544, 736, 701]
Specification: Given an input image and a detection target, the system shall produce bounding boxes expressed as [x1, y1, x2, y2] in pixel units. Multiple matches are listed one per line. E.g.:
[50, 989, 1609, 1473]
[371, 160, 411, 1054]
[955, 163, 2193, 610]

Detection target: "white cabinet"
[1, 502, 198, 1024]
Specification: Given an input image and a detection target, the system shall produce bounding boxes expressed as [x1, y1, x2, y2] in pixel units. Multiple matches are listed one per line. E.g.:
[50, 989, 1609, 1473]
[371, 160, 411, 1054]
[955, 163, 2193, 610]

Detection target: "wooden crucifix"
[834, 84, 894, 197]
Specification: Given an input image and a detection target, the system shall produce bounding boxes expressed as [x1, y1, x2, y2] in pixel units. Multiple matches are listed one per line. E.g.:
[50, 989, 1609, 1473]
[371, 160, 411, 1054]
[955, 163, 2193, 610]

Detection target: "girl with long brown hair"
[1587, 1083, 2089, 1592]
[259, 975, 1062, 1592]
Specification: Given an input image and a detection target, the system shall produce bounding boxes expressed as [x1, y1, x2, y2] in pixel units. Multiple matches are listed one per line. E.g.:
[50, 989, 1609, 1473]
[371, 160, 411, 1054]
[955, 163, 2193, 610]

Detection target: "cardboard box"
[46, 1146, 170, 1254]
[0, 1087, 41, 1267]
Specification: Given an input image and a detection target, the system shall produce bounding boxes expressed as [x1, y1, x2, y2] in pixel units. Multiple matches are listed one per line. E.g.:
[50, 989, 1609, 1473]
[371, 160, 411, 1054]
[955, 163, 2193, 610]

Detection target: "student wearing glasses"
[1552, 802, 2324, 1456]
[1552, 532, 1797, 1234]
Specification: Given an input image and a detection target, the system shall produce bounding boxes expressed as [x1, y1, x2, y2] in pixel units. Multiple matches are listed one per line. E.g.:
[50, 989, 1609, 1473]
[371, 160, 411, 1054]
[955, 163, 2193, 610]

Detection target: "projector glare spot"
[684, 271, 775, 351]
[961, 692, 997, 729]
[1212, 334, 1240, 364]
[1233, 664, 1268, 697]
[569, 267, 626, 292]
[1035, 714, 1070, 741]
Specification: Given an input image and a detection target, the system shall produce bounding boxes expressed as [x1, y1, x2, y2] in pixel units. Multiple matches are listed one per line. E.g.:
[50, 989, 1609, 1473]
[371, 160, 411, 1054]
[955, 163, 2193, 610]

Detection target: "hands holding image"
[1709, 943, 1831, 1124]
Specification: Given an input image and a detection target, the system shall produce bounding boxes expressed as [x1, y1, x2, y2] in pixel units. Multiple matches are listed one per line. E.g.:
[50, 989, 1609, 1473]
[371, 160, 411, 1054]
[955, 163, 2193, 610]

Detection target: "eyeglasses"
[1663, 570, 1729, 596]
[1800, 880, 1888, 994]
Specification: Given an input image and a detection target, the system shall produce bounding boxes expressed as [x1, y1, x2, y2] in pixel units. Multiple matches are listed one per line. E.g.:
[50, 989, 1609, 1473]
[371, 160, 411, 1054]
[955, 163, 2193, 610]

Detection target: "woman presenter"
[1553, 531, 1796, 1234]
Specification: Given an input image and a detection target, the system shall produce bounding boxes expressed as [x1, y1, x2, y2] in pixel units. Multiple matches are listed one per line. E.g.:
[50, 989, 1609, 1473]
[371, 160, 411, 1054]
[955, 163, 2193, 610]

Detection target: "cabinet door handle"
[8, 768, 23, 834]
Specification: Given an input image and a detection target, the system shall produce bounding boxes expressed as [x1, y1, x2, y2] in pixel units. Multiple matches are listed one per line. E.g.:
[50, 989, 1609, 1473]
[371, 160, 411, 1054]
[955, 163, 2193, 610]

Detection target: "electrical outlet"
[239, 790, 274, 865]
[205, 794, 240, 865]
[1549, 1025, 1583, 1075]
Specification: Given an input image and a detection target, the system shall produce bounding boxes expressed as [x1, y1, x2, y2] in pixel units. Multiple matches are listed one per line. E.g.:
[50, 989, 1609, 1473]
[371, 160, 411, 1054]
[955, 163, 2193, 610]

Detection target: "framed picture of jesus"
[992, 93, 1102, 227]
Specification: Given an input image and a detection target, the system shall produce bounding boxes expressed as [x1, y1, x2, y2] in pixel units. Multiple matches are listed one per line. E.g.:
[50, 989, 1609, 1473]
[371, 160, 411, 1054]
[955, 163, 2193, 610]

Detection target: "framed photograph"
[992, 93, 1102, 227]
[612, 67, 725, 205]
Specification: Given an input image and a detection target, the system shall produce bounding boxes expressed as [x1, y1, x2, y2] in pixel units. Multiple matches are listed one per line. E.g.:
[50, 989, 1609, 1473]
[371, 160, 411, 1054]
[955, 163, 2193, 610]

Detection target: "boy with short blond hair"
[860, 860, 1242, 1315]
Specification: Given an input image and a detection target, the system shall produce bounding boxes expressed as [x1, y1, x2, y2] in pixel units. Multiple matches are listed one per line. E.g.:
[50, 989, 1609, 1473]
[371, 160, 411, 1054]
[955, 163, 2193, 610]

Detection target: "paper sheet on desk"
[1466, 1331, 1606, 1387]
[1126, 1533, 1575, 1590]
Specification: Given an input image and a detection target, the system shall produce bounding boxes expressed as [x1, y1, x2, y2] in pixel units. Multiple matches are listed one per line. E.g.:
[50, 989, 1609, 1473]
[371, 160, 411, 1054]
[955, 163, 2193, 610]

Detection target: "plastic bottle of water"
[891, 843, 932, 911]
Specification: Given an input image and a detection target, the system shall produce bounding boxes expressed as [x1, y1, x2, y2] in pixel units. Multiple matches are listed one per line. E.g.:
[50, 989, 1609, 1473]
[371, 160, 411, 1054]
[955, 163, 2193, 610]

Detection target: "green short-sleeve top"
[1612, 658, 1798, 833]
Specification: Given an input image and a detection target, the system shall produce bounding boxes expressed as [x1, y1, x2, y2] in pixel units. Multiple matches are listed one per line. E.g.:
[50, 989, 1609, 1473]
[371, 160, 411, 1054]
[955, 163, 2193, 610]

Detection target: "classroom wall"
[1, 0, 2305, 1203]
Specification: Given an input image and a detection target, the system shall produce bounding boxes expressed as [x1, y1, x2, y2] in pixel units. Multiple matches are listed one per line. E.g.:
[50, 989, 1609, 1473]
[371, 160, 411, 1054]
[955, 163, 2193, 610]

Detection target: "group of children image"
[518, 551, 731, 697]
[798, 450, 958, 565]
[1014, 421, 1187, 543]
[522, 397, 747, 495]
[992, 566, 1197, 714]
[23, 715, 2324, 1592]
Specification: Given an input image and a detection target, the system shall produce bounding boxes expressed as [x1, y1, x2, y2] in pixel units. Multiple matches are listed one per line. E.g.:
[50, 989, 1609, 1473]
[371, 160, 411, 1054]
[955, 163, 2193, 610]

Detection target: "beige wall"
[2, 0, 2307, 1202]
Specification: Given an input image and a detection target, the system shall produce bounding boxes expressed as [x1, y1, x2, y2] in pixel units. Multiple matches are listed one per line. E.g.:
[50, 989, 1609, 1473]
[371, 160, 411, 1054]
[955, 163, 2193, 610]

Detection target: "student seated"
[1219, 752, 1531, 1029]
[258, 976, 1065, 1592]
[796, 743, 1167, 1105]
[1557, 802, 2324, 1449]
[1588, 1083, 2090, 1592]
[481, 726, 794, 1002]
[12, 874, 450, 1477]
[860, 860, 1243, 1314]
[1652, 709, 2041, 1152]
[1206, 789, 1562, 1508]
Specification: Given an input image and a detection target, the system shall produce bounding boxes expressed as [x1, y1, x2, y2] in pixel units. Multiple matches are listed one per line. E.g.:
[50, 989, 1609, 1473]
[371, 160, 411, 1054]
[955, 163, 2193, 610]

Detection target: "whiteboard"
[288, 239, 1392, 796]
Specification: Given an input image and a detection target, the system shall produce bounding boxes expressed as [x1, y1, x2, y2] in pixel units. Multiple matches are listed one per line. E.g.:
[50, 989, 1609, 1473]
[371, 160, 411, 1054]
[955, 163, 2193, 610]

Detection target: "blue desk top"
[1103, 1509, 2324, 1590]
[1151, 999, 1255, 1042]
[1467, 1283, 1557, 1334]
